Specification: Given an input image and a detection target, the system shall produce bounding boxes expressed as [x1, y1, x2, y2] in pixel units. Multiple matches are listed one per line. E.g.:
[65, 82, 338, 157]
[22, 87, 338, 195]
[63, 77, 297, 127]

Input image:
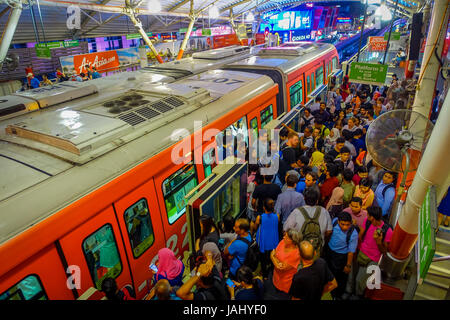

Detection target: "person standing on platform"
[341, 169, 356, 207]
[275, 174, 306, 225]
[354, 207, 392, 299]
[255, 199, 280, 278]
[27, 73, 40, 89]
[288, 241, 337, 300]
[373, 171, 396, 219]
[353, 178, 375, 210]
[224, 218, 252, 280]
[324, 211, 358, 300]
[319, 163, 340, 208]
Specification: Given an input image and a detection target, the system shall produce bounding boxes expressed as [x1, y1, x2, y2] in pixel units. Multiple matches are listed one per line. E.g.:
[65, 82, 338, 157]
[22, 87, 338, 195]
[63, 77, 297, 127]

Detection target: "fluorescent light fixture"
[147, 0, 161, 13]
[247, 12, 254, 22]
[368, 0, 381, 4]
[209, 5, 219, 19]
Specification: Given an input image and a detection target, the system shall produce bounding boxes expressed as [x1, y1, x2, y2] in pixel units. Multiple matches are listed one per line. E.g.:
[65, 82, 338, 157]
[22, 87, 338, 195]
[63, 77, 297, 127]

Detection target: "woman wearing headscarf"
[324, 127, 340, 154]
[152, 248, 185, 287]
[202, 242, 223, 276]
[326, 187, 345, 219]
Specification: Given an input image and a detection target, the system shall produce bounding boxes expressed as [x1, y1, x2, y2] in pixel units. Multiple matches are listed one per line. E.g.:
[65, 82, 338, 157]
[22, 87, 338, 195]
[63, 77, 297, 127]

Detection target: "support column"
[127, 11, 164, 64]
[177, 0, 195, 60]
[410, 0, 449, 119]
[0, 1, 22, 67]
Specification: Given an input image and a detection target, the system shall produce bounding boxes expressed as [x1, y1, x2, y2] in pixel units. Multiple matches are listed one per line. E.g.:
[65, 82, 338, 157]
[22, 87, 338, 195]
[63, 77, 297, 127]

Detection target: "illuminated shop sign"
[260, 11, 312, 32]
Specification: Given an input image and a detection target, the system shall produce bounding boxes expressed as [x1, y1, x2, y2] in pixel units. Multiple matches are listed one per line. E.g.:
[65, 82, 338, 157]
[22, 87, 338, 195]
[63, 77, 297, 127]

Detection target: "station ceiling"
[0, 0, 422, 43]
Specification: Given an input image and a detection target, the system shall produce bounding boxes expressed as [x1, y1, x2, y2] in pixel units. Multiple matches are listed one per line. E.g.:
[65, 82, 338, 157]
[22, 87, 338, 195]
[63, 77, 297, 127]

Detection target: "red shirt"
[320, 177, 340, 207]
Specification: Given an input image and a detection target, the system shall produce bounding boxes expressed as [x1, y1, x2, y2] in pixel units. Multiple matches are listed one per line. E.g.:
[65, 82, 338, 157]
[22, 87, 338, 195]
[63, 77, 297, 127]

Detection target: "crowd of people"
[21, 64, 102, 90]
[99, 75, 415, 301]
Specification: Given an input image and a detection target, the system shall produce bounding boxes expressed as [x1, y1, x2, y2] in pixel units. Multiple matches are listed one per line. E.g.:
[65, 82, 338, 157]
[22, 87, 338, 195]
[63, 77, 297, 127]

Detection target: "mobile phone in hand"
[149, 263, 158, 273]
[226, 278, 235, 287]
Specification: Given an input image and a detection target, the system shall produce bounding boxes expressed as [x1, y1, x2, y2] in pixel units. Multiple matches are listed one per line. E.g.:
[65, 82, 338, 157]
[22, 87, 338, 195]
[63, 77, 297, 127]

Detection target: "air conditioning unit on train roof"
[192, 46, 250, 60]
[3, 86, 211, 164]
[259, 42, 318, 56]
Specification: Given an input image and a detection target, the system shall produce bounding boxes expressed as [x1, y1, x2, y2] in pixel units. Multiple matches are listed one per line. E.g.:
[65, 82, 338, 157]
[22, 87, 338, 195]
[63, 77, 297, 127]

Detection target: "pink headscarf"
[326, 187, 345, 211]
[156, 248, 183, 280]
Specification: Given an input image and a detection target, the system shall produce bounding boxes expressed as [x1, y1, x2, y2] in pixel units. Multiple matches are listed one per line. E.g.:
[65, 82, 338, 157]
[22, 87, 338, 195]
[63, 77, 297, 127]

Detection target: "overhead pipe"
[0, 0, 22, 68]
[176, 0, 195, 60]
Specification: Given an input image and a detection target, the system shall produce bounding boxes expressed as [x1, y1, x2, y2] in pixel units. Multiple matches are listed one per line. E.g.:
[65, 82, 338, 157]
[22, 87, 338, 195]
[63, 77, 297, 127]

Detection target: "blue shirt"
[275, 188, 305, 223]
[328, 218, 358, 254]
[374, 182, 396, 216]
[352, 138, 366, 154]
[92, 71, 101, 79]
[228, 234, 251, 276]
[30, 78, 40, 89]
[256, 213, 279, 252]
[296, 178, 306, 194]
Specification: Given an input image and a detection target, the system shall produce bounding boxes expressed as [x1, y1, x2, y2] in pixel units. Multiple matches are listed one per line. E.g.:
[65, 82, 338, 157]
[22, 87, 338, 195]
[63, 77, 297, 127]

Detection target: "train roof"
[226, 42, 336, 75]
[0, 46, 255, 122]
[0, 69, 274, 245]
[143, 45, 254, 78]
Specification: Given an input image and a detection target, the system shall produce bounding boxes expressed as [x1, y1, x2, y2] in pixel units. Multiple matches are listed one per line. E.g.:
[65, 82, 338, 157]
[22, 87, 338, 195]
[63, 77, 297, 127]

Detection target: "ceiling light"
[147, 0, 161, 13]
[209, 5, 219, 19]
[375, 4, 392, 21]
[247, 12, 254, 22]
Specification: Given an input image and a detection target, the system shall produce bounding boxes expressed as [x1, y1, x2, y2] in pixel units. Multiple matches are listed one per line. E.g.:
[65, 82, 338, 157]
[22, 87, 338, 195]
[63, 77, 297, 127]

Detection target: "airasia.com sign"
[369, 36, 388, 51]
[73, 50, 120, 74]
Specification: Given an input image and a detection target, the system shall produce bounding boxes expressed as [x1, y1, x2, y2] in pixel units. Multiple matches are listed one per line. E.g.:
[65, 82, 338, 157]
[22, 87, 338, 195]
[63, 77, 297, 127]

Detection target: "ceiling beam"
[0, 5, 11, 19]
[220, 0, 253, 12]
[168, 0, 190, 12]
[80, 13, 124, 35]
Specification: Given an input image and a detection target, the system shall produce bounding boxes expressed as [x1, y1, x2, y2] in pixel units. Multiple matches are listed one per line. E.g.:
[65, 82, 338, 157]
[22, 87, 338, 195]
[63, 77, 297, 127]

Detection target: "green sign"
[179, 27, 197, 33]
[35, 43, 51, 59]
[385, 32, 401, 41]
[64, 40, 79, 48]
[202, 28, 212, 36]
[349, 62, 388, 85]
[418, 186, 437, 284]
[126, 32, 153, 39]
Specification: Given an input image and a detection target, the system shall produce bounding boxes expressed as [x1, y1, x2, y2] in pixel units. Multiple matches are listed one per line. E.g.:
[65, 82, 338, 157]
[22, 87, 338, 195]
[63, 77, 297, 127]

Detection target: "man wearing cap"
[27, 73, 40, 89]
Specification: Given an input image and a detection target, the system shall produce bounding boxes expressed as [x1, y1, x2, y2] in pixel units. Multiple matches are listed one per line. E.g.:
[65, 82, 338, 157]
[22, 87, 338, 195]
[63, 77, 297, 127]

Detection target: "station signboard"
[417, 186, 437, 284]
[384, 32, 401, 41]
[349, 62, 388, 86]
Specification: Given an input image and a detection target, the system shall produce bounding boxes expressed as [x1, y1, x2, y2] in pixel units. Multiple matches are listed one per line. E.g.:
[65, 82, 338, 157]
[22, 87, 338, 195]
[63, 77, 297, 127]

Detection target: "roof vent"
[192, 46, 250, 60]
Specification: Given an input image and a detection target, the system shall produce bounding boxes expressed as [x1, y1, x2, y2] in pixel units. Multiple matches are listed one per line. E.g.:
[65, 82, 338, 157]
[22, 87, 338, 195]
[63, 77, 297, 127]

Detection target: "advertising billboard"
[260, 11, 312, 32]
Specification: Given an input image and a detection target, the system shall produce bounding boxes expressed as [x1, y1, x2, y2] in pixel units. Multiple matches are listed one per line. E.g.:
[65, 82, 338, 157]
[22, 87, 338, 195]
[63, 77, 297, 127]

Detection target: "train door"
[288, 77, 304, 110]
[113, 179, 166, 299]
[0, 244, 74, 300]
[154, 163, 197, 265]
[58, 206, 133, 298]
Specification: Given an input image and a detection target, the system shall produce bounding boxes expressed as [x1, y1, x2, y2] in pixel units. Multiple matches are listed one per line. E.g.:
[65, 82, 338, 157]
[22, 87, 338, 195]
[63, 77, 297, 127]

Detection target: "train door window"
[0, 275, 48, 300]
[203, 148, 216, 178]
[311, 73, 315, 91]
[315, 67, 324, 87]
[215, 116, 248, 161]
[307, 76, 311, 94]
[290, 81, 303, 108]
[82, 224, 122, 290]
[329, 61, 332, 74]
[163, 163, 198, 224]
[124, 198, 155, 258]
[250, 117, 258, 143]
[260, 105, 273, 129]
[332, 57, 338, 70]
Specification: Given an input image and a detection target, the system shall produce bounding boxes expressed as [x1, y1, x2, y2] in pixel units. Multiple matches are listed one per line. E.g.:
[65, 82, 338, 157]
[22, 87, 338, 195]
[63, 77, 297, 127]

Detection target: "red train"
[0, 42, 338, 300]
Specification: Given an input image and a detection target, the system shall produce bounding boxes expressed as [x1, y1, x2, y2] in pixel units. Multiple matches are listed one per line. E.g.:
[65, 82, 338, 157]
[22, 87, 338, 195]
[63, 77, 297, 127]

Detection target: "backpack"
[332, 218, 357, 246]
[118, 285, 136, 300]
[300, 115, 313, 132]
[236, 236, 260, 271]
[373, 183, 395, 208]
[299, 207, 323, 253]
[197, 272, 229, 300]
[361, 219, 392, 243]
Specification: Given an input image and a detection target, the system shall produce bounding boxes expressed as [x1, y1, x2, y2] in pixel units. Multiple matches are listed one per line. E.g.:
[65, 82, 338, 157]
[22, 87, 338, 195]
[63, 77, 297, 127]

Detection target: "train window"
[163, 163, 198, 224]
[250, 117, 258, 144]
[216, 116, 248, 161]
[315, 67, 324, 87]
[329, 61, 332, 74]
[311, 73, 315, 91]
[0, 275, 48, 300]
[307, 76, 311, 94]
[82, 224, 122, 290]
[260, 105, 273, 129]
[332, 57, 338, 70]
[124, 198, 155, 258]
[289, 81, 303, 108]
[203, 148, 216, 178]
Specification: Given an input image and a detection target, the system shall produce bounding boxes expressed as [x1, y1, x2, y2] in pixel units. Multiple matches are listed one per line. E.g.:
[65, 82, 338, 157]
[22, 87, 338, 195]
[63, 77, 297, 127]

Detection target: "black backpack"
[197, 272, 229, 300]
[236, 236, 260, 271]
[300, 115, 313, 132]
[361, 219, 392, 243]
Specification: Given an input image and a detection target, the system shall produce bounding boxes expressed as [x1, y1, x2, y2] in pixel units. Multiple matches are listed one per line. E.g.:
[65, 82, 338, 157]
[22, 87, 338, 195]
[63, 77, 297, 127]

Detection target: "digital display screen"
[261, 11, 312, 32]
